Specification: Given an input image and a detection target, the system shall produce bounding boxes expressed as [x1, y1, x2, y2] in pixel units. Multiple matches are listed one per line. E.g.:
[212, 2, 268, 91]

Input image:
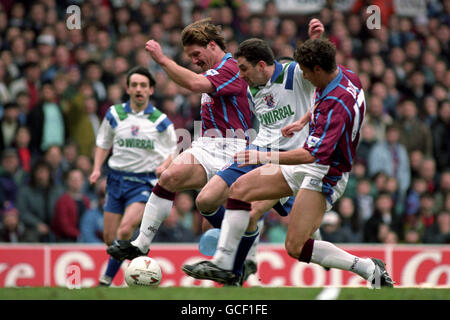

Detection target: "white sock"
[311, 240, 375, 280]
[247, 219, 264, 263]
[131, 192, 173, 252]
[212, 209, 250, 270]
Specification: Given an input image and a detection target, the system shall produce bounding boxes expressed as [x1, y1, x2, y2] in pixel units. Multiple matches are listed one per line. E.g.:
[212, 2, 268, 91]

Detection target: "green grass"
[0, 287, 449, 300]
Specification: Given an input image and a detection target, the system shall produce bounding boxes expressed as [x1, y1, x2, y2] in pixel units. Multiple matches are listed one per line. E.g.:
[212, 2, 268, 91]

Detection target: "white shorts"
[183, 137, 247, 181]
[280, 163, 349, 212]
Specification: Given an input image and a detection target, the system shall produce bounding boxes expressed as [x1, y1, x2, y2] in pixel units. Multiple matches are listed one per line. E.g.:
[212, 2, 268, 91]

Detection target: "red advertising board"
[0, 244, 448, 287]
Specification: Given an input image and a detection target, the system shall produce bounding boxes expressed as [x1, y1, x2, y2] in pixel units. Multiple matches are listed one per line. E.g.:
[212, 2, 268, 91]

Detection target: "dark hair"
[126, 66, 156, 87]
[235, 38, 275, 66]
[294, 39, 337, 73]
[29, 159, 53, 189]
[181, 18, 226, 51]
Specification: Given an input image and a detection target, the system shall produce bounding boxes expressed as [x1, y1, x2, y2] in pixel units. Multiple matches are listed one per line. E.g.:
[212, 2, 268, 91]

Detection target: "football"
[125, 256, 162, 287]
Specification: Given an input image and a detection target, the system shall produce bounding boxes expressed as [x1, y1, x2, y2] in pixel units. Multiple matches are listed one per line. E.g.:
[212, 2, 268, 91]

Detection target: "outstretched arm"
[145, 40, 214, 93]
[234, 148, 316, 167]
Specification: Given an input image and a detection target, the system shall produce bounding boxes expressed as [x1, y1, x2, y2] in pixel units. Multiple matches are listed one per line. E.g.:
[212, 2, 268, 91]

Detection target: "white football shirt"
[96, 101, 177, 173]
[249, 61, 315, 151]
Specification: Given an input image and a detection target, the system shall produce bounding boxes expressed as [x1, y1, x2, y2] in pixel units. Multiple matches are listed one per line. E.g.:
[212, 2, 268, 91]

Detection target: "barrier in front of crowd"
[0, 243, 448, 287]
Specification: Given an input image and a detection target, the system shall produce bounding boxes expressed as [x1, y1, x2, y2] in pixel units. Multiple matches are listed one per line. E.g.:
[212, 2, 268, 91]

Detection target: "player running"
[193, 19, 325, 285]
[90, 66, 177, 286]
[183, 39, 394, 288]
[106, 18, 252, 262]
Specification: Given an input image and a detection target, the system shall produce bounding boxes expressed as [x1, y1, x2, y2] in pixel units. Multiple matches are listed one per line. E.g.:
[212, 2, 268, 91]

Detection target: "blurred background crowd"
[0, 0, 448, 245]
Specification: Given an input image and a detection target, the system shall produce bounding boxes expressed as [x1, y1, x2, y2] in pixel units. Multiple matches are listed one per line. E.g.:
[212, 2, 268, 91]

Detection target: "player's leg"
[98, 211, 123, 286]
[99, 203, 146, 286]
[196, 160, 261, 230]
[117, 202, 146, 240]
[287, 188, 393, 288]
[196, 175, 229, 229]
[183, 164, 292, 282]
[132, 153, 207, 250]
[214, 164, 291, 271]
[230, 199, 276, 283]
[108, 152, 208, 260]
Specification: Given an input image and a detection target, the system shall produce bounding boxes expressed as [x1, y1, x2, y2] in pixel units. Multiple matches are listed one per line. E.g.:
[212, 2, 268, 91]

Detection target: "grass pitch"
[0, 287, 449, 300]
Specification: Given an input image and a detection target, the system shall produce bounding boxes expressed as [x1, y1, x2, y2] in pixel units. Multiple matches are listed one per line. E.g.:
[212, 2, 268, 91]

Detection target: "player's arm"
[282, 110, 311, 137]
[89, 146, 110, 184]
[145, 40, 214, 93]
[308, 18, 324, 40]
[235, 148, 316, 167]
[90, 116, 114, 184]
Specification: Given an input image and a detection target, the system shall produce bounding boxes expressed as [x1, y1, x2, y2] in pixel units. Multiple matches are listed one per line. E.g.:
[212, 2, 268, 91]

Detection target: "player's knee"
[229, 180, 250, 202]
[196, 191, 219, 213]
[285, 238, 303, 260]
[158, 169, 180, 191]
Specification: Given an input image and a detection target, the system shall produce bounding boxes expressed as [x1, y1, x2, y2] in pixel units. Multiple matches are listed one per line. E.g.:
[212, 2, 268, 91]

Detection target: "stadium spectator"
[418, 156, 439, 194]
[13, 126, 32, 173]
[44, 145, 65, 187]
[52, 168, 90, 242]
[9, 61, 40, 111]
[27, 81, 66, 156]
[423, 210, 450, 244]
[396, 99, 433, 157]
[0, 102, 21, 152]
[368, 124, 411, 204]
[335, 197, 363, 242]
[364, 95, 393, 142]
[431, 100, 450, 172]
[79, 176, 106, 243]
[0, 201, 39, 242]
[0, 148, 27, 204]
[364, 192, 403, 243]
[433, 170, 450, 213]
[16, 159, 63, 242]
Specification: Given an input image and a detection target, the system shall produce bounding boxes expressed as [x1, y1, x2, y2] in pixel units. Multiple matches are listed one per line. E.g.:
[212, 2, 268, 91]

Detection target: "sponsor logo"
[259, 104, 295, 125]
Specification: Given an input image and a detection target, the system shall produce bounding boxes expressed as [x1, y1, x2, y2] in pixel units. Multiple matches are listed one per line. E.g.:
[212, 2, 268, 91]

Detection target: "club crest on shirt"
[306, 135, 320, 148]
[131, 125, 140, 136]
[205, 69, 219, 77]
[264, 94, 275, 108]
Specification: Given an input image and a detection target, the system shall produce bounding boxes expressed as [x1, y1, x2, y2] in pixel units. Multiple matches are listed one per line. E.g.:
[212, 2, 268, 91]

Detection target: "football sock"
[200, 205, 225, 229]
[132, 184, 175, 252]
[301, 239, 376, 280]
[103, 256, 123, 285]
[212, 198, 251, 271]
[232, 227, 259, 276]
[247, 219, 264, 263]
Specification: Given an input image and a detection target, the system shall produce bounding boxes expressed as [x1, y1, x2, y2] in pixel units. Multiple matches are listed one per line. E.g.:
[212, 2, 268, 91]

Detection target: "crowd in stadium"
[0, 0, 448, 245]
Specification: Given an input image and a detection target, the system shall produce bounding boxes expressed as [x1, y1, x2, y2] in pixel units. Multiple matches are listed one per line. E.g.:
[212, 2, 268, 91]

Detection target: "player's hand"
[308, 18, 324, 40]
[145, 40, 167, 65]
[234, 150, 268, 167]
[282, 120, 304, 138]
[89, 170, 101, 185]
